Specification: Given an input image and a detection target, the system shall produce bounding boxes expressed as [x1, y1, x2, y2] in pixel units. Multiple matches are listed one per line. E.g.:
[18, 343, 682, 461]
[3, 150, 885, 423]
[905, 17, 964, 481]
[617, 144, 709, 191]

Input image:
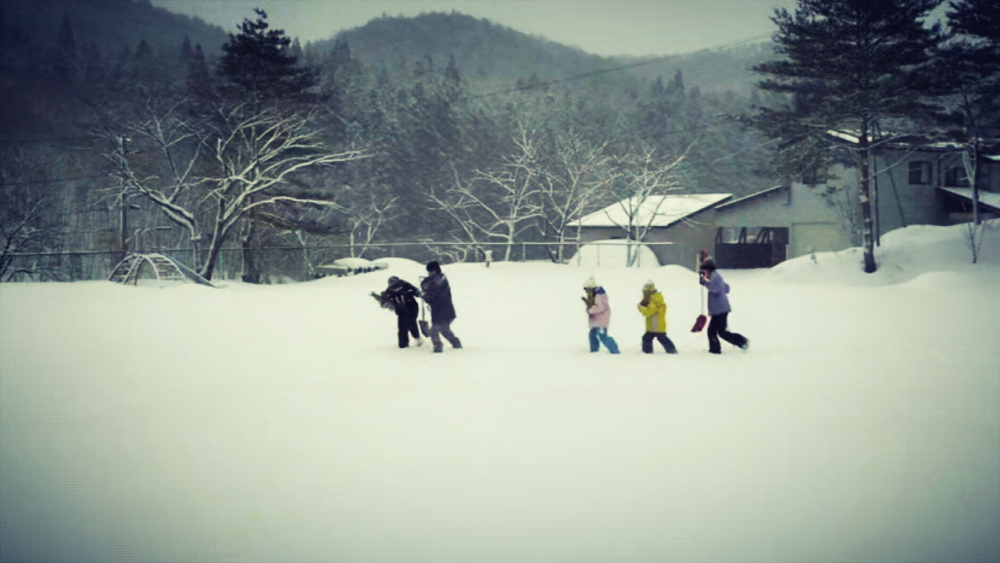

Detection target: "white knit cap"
[583, 276, 596, 289]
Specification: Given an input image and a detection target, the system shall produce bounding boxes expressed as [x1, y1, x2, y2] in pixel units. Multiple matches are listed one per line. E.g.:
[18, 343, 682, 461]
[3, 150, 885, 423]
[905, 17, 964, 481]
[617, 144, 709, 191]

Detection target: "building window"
[944, 166, 969, 188]
[801, 165, 824, 186]
[908, 160, 932, 185]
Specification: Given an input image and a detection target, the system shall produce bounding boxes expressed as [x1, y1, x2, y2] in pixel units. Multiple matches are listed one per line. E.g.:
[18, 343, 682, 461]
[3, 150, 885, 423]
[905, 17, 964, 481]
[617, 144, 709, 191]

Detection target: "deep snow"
[1, 221, 998, 562]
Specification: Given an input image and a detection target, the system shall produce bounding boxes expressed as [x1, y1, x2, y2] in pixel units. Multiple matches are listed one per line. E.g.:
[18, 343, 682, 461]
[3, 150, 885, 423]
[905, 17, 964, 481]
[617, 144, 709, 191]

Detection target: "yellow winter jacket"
[638, 290, 667, 333]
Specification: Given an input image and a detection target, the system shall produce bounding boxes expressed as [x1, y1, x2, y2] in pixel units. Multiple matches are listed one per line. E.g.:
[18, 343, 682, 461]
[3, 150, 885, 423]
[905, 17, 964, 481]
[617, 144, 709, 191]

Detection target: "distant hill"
[311, 11, 770, 95]
[1, 0, 228, 57]
[311, 12, 610, 84]
[622, 42, 776, 96]
[0, 0, 230, 139]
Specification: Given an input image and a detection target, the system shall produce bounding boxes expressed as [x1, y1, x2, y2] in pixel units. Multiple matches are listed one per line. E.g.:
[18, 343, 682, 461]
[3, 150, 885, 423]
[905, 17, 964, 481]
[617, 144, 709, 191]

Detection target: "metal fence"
[3, 240, 676, 282]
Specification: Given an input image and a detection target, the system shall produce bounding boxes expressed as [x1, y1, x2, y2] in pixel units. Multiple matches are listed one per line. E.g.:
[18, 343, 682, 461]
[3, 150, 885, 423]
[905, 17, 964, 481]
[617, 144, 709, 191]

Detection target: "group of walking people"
[375, 260, 462, 353]
[584, 257, 749, 355]
[376, 256, 748, 356]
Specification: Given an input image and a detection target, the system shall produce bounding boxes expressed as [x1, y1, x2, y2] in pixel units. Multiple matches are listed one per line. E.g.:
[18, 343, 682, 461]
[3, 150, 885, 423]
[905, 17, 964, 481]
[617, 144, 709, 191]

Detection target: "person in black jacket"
[380, 276, 423, 348]
[419, 261, 462, 353]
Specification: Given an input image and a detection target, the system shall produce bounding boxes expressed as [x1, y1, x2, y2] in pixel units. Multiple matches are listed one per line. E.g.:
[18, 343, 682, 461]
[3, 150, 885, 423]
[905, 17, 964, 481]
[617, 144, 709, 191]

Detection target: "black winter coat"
[383, 279, 420, 316]
[420, 272, 456, 323]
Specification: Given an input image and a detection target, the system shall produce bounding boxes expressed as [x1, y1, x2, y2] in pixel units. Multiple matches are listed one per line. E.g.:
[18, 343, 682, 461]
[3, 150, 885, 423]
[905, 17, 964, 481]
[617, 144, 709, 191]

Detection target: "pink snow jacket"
[587, 287, 611, 328]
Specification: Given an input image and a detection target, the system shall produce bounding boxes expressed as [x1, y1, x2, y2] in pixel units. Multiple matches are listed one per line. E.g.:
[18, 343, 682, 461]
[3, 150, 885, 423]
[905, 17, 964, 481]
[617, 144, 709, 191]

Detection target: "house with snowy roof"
[714, 184, 852, 268]
[572, 133, 1000, 270]
[820, 132, 1000, 230]
[569, 193, 731, 267]
[712, 133, 1000, 268]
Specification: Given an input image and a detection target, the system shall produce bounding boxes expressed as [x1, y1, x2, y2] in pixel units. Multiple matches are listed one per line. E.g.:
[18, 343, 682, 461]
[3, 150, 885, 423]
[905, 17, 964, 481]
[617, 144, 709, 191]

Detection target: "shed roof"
[716, 185, 787, 210]
[571, 193, 731, 228]
[938, 187, 1000, 212]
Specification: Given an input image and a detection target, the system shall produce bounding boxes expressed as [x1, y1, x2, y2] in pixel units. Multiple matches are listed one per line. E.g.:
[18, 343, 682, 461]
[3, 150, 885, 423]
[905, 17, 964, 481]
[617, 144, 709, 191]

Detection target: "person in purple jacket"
[698, 258, 749, 354]
[583, 277, 620, 354]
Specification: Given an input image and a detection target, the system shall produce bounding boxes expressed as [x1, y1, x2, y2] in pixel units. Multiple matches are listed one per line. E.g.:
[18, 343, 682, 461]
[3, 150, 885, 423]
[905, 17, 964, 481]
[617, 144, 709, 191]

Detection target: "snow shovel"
[418, 300, 431, 337]
[691, 250, 708, 332]
[691, 286, 707, 332]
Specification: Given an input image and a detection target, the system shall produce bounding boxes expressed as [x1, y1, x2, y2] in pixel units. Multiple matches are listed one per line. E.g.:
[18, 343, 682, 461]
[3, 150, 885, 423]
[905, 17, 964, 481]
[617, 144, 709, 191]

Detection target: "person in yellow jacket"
[637, 280, 678, 354]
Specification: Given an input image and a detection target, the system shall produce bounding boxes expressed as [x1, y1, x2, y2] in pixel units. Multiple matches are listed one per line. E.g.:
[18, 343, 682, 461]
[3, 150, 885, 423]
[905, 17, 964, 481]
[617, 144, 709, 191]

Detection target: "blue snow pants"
[589, 327, 620, 354]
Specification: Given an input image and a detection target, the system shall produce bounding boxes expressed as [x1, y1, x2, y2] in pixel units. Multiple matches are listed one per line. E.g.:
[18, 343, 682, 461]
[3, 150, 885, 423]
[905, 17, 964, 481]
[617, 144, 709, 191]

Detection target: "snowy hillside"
[1, 221, 998, 563]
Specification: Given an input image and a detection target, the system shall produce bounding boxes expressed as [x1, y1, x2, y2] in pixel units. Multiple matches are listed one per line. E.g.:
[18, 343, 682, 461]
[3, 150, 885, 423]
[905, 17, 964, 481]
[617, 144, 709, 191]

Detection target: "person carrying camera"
[637, 280, 678, 354]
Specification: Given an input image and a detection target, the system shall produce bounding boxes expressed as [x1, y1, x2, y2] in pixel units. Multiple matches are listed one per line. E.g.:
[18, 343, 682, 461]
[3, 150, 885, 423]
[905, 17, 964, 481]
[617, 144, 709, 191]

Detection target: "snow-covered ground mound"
[2, 222, 998, 563]
[768, 219, 1000, 286]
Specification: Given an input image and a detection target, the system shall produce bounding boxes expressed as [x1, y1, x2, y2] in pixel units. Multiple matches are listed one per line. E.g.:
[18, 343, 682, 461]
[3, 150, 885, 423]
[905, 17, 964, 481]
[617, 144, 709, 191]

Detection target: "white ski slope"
[2, 221, 999, 562]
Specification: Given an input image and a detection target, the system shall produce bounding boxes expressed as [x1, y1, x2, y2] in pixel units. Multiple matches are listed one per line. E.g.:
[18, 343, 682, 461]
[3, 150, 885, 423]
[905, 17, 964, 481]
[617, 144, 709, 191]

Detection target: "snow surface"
[2, 221, 999, 563]
[571, 193, 731, 227]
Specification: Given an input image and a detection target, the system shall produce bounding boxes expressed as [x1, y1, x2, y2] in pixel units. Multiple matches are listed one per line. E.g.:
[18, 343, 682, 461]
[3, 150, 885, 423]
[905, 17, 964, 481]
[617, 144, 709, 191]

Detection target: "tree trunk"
[241, 211, 262, 284]
[201, 238, 224, 282]
[966, 143, 981, 227]
[859, 129, 877, 273]
[198, 201, 229, 281]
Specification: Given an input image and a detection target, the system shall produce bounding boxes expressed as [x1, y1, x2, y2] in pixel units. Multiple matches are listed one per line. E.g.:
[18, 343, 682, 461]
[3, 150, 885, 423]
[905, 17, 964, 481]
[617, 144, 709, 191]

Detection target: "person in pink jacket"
[583, 277, 620, 354]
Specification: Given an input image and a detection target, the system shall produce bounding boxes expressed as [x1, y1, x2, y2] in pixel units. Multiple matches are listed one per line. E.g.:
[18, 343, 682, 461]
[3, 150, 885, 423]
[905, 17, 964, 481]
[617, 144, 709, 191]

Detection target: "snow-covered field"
[2, 222, 999, 563]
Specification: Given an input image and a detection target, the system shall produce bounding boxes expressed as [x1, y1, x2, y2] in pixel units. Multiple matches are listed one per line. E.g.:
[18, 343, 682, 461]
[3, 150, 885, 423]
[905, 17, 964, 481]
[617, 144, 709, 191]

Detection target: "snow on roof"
[716, 185, 786, 210]
[938, 187, 1000, 211]
[571, 194, 731, 228]
[826, 130, 859, 143]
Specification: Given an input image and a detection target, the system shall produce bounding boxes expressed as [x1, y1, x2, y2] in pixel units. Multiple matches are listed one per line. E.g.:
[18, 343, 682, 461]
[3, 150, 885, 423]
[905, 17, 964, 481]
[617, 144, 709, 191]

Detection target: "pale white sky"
[150, 0, 797, 56]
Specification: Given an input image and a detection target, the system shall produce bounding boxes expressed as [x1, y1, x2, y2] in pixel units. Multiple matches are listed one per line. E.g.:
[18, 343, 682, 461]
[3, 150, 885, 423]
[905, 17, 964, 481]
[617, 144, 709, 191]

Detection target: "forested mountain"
[314, 12, 769, 96]
[312, 12, 610, 87]
[1, 0, 227, 60]
[0, 0, 228, 137]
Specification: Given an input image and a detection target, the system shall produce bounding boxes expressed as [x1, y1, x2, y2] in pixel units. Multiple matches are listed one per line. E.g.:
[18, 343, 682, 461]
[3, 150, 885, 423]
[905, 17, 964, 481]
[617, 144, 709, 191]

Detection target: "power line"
[461, 33, 771, 101]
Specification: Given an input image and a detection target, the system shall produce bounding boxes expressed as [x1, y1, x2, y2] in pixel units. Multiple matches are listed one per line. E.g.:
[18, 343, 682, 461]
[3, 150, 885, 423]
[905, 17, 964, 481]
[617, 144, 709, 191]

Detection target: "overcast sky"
[149, 0, 798, 57]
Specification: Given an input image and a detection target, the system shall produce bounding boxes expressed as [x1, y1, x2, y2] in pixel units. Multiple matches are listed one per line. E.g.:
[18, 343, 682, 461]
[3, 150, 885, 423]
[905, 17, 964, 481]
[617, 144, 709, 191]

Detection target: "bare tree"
[0, 148, 64, 281]
[99, 98, 366, 280]
[344, 188, 398, 258]
[429, 124, 545, 262]
[604, 145, 687, 266]
[538, 134, 612, 262]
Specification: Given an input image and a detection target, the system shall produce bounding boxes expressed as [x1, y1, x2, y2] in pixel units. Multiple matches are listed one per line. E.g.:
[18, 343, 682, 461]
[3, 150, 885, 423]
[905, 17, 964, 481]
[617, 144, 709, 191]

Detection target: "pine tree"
[53, 14, 76, 82]
[129, 39, 157, 87]
[940, 0, 1000, 131]
[753, 0, 942, 273]
[186, 44, 213, 101]
[929, 0, 1000, 227]
[948, 0, 1000, 41]
[217, 9, 317, 100]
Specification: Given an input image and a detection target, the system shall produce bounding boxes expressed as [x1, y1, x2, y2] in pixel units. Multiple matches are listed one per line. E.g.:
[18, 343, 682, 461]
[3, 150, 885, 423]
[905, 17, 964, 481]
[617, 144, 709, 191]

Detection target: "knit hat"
[388, 276, 400, 284]
[583, 276, 596, 289]
[426, 261, 441, 273]
[699, 258, 716, 272]
[642, 280, 656, 293]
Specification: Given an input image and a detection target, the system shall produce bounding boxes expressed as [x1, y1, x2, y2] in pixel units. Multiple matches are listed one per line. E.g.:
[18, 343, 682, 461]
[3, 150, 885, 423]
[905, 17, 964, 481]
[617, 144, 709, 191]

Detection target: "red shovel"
[691, 285, 707, 332]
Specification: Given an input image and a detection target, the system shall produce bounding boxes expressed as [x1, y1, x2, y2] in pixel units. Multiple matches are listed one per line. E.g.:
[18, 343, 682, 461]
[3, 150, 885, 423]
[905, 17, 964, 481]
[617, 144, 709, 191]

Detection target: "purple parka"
[700, 272, 731, 315]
